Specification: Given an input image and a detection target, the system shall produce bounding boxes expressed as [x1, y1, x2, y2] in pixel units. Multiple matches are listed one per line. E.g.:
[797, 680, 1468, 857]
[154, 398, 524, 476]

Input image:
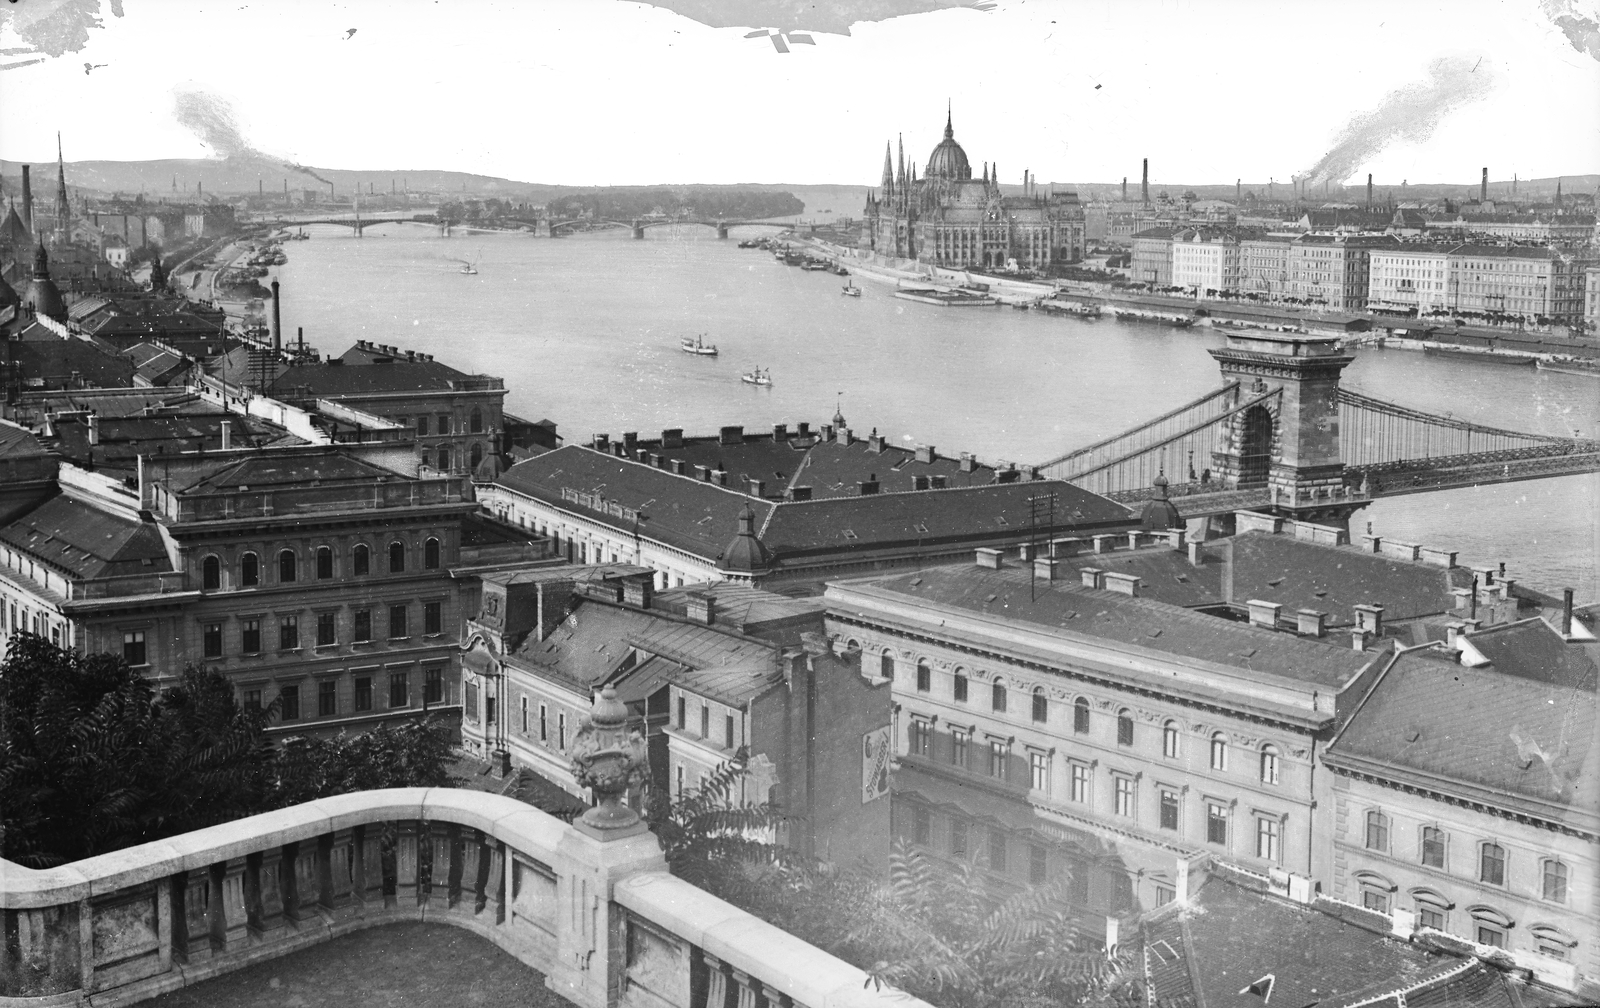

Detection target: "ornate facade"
[860, 112, 1085, 269]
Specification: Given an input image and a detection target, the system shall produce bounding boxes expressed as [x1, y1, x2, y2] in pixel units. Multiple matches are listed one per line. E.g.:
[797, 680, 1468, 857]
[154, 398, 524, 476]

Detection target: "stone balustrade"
[0, 788, 930, 1008]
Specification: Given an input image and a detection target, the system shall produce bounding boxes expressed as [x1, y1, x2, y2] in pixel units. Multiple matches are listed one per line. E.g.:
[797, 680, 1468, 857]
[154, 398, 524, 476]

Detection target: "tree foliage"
[0, 634, 455, 868]
[650, 754, 1135, 1008]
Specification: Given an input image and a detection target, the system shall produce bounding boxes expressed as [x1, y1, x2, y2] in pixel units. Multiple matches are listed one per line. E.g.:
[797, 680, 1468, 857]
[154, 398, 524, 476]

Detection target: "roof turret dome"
[1139, 471, 1183, 532]
[25, 243, 66, 323]
[925, 108, 972, 181]
[719, 503, 772, 574]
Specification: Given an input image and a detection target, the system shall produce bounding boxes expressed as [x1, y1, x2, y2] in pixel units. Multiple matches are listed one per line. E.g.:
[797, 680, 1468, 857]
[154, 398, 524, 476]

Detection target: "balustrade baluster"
[426, 821, 452, 910]
[245, 849, 289, 943]
[702, 950, 734, 1008]
[395, 820, 421, 907]
[77, 898, 94, 993]
[156, 877, 173, 974]
[485, 840, 506, 923]
[352, 824, 385, 911]
[173, 869, 211, 963]
[459, 828, 485, 913]
[286, 840, 321, 925]
[321, 829, 358, 919]
[729, 967, 762, 1008]
[212, 859, 250, 953]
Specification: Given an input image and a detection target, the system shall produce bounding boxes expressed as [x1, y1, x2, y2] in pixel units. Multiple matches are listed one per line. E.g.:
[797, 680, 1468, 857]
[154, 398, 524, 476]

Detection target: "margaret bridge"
[1037, 330, 1600, 529]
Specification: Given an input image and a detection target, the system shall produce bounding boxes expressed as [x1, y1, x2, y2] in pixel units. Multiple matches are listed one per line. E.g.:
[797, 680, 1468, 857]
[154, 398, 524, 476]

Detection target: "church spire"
[54, 132, 70, 236]
[944, 99, 953, 140]
[882, 141, 894, 197]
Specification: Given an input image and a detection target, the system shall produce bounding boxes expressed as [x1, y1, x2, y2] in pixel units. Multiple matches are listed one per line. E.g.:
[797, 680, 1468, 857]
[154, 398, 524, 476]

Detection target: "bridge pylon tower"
[1207, 331, 1363, 528]
[632, 220, 645, 239]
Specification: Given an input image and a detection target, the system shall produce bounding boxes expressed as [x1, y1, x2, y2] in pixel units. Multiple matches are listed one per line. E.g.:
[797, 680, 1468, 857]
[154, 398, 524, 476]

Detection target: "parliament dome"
[925, 111, 972, 181]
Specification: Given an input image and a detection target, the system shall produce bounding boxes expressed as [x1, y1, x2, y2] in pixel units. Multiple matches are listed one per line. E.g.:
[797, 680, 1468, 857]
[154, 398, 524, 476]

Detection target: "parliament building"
[860, 111, 1085, 270]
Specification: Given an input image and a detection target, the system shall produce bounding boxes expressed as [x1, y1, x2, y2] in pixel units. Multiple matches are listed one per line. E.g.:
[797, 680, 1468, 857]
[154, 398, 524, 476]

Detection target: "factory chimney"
[271, 280, 282, 352]
[1141, 158, 1149, 204]
[1480, 167, 1488, 203]
[1236, 178, 1241, 202]
[1366, 173, 1373, 209]
[21, 165, 32, 234]
[1121, 177, 1127, 201]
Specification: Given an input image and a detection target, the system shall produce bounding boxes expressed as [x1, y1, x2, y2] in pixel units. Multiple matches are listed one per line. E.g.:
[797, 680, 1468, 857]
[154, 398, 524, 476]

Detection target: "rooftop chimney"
[220, 419, 231, 450]
[975, 548, 1003, 569]
[772, 423, 788, 441]
[1295, 609, 1327, 638]
[623, 577, 653, 610]
[270, 280, 282, 352]
[661, 428, 684, 449]
[622, 431, 638, 455]
[1353, 604, 1385, 638]
[719, 425, 744, 446]
[789, 486, 812, 501]
[858, 476, 880, 495]
[87, 414, 100, 446]
[1246, 600, 1282, 629]
[1563, 587, 1575, 639]
[694, 465, 711, 482]
[685, 592, 716, 625]
[1104, 572, 1140, 596]
[593, 433, 610, 453]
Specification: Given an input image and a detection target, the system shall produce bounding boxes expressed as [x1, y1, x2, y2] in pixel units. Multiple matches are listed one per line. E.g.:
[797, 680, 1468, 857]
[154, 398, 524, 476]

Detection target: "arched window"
[437, 447, 451, 471]
[1355, 871, 1395, 913]
[1542, 860, 1568, 903]
[241, 552, 259, 587]
[953, 668, 969, 702]
[1480, 843, 1506, 886]
[389, 541, 406, 573]
[316, 545, 333, 579]
[1210, 732, 1228, 771]
[470, 442, 484, 469]
[202, 555, 221, 590]
[278, 549, 296, 583]
[991, 679, 1007, 713]
[424, 538, 441, 569]
[1365, 810, 1389, 851]
[1031, 688, 1047, 724]
[1530, 924, 1577, 961]
[470, 408, 484, 433]
[1073, 697, 1090, 734]
[915, 659, 931, 693]
[1116, 709, 1134, 746]
[879, 650, 894, 680]
[1260, 744, 1280, 785]
[1468, 905, 1512, 948]
[1408, 888, 1452, 931]
[353, 544, 370, 577]
[1162, 720, 1180, 759]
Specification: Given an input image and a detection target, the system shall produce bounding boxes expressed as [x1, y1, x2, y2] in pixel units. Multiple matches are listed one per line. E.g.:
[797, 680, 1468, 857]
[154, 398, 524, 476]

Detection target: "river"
[270, 223, 1599, 599]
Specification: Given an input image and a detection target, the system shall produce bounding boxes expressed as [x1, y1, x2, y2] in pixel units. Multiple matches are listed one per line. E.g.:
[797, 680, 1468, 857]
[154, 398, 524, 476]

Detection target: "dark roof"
[6, 337, 137, 389]
[267, 343, 499, 399]
[175, 450, 400, 495]
[1143, 872, 1511, 1008]
[1325, 617, 1598, 831]
[0, 421, 48, 462]
[854, 562, 1374, 689]
[1220, 532, 1472, 625]
[0, 492, 172, 580]
[49, 413, 298, 475]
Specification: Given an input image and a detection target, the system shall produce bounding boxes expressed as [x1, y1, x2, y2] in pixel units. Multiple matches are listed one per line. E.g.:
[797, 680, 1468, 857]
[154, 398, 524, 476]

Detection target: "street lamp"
[569, 686, 651, 838]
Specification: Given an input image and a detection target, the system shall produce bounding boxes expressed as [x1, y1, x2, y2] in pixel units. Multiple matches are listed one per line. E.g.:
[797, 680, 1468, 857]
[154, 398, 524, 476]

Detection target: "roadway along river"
[271, 223, 1600, 599]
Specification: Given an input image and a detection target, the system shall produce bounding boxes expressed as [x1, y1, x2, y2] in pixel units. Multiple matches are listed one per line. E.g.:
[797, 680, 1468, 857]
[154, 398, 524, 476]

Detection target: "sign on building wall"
[861, 724, 892, 804]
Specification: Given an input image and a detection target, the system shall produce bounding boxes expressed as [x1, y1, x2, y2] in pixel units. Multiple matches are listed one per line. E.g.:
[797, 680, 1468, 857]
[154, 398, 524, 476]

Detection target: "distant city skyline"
[1, 0, 1597, 189]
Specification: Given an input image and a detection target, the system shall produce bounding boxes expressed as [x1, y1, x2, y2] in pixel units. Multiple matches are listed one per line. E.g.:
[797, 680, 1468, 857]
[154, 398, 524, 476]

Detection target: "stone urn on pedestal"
[568, 685, 651, 839]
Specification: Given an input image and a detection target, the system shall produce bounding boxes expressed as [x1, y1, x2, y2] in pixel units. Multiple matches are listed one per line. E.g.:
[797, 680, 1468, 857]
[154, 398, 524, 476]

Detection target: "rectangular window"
[280, 684, 299, 720]
[558, 712, 567, 749]
[910, 720, 931, 758]
[123, 630, 147, 666]
[675, 765, 685, 798]
[1207, 803, 1228, 846]
[724, 714, 735, 749]
[1363, 889, 1389, 914]
[1543, 861, 1567, 903]
[416, 416, 429, 436]
[424, 602, 442, 636]
[1073, 702, 1090, 734]
[1257, 817, 1280, 863]
[1480, 844, 1506, 886]
[988, 828, 1007, 872]
[279, 615, 298, 650]
[700, 704, 710, 738]
[354, 676, 373, 711]
[243, 689, 261, 711]
[1117, 715, 1134, 746]
[912, 806, 931, 846]
[353, 610, 371, 642]
[675, 695, 685, 730]
[1160, 790, 1179, 830]
[950, 820, 967, 859]
[485, 695, 496, 724]
[425, 666, 444, 705]
[203, 622, 223, 659]
[915, 663, 930, 692]
[953, 674, 967, 702]
[989, 740, 1008, 781]
[1029, 845, 1048, 885]
[388, 605, 408, 639]
[318, 680, 337, 717]
[520, 695, 529, 733]
[1477, 926, 1505, 949]
[1417, 905, 1445, 931]
[317, 612, 336, 647]
[1029, 752, 1048, 792]
[951, 730, 968, 770]
[1115, 776, 1134, 817]
[241, 619, 261, 654]
[464, 680, 479, 722]
[1071, 764, 1089, 803]
[388, 672, 408, 708]
[540, 703, 549, 742]
[1421, 827, 1445, 868]
[1155, 885, 1176, 907]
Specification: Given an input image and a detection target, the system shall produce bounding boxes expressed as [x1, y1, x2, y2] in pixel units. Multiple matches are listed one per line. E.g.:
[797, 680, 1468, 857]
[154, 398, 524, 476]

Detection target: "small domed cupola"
[718, 503, 772, 574]
[1139, 472, 1184, 531]
[25, 243, 66, 323]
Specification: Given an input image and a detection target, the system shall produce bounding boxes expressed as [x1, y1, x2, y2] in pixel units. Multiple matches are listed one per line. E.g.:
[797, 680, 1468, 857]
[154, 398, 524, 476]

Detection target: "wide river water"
[271, 223, 1600, 599]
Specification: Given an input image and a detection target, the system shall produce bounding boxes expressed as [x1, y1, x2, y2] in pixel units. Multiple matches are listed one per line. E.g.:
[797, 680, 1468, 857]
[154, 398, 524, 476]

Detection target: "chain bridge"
[268, 213, 438, 236]
[1037, 331, 1600, 527]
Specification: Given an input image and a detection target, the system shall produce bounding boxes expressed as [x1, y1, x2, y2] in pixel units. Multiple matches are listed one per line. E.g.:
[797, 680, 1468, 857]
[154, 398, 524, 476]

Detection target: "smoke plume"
[1298, 55, 1496, 187]
[171, 84, 332, 185]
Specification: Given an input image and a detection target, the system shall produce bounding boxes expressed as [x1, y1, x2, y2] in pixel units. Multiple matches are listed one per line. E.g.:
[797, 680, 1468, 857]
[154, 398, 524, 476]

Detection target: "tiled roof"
[1143, 874, 1458, 1008]
[0, 420, 48, 461]
[856, 562, 1374, 689]
[7, 338, 137, 388]
[1219, 532, 1472, 625]
[1324, 617, 1598, 830]
[0, 492, 171, 580]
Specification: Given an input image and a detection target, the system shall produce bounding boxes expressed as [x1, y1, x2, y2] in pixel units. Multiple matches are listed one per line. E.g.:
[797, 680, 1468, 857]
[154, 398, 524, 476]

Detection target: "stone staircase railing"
[0, 787, 928, 1008]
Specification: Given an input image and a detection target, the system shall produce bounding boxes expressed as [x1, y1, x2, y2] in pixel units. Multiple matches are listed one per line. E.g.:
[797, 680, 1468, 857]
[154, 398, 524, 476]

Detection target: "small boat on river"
[680, 335, 719, 356]
[741, 367, 772, 386]
[842, 283, 861, 297]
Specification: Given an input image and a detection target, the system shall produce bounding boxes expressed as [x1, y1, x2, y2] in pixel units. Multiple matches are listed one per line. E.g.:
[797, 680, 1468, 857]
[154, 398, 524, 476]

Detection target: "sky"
[1, 0, 1597, 188]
